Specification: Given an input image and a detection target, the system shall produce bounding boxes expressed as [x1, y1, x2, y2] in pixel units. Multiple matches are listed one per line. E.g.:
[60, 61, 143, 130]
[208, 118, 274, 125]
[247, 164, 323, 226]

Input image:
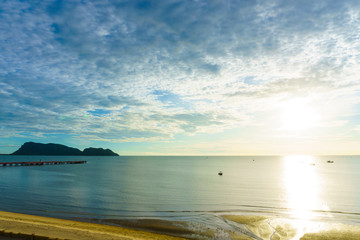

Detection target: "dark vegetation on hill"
[11, 142, 119, 156]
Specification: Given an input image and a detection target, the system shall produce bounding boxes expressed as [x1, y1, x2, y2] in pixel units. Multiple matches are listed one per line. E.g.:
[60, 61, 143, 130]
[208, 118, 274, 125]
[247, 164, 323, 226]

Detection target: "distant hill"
[11, 142, 119, 156]
[82, 147, 119, 156]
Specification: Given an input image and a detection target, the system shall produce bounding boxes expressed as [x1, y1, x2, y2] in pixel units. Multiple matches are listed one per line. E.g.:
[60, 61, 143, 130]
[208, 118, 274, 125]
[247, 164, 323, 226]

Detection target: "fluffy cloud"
[0, 0, 359, 146]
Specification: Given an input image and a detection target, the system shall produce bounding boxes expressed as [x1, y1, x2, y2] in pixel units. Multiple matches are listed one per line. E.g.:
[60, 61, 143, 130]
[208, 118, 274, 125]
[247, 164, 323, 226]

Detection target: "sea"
[0, 155, 359, 239]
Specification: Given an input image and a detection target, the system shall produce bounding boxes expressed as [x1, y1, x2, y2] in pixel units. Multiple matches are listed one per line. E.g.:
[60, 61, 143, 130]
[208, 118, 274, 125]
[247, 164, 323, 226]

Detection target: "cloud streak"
[1, 0, 359, 154]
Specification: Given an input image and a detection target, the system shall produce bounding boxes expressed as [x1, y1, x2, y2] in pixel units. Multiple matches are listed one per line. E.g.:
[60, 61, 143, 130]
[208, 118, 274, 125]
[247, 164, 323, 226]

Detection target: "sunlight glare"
[282, 155, 324, 238]
[281, 99, 320, 131]
[283, 155, 319, 219]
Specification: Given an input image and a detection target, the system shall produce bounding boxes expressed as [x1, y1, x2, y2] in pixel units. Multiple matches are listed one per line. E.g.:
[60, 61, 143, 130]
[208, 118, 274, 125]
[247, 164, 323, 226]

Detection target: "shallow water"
[0, 155, 359, 239]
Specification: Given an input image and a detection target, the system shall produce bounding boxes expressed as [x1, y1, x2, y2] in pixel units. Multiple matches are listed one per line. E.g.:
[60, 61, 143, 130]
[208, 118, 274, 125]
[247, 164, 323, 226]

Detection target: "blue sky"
[1, 0, 359, 155]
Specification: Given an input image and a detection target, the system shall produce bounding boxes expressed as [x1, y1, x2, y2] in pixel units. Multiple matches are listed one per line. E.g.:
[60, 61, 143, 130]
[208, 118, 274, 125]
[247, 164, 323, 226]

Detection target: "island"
[11, 142, 119, 156]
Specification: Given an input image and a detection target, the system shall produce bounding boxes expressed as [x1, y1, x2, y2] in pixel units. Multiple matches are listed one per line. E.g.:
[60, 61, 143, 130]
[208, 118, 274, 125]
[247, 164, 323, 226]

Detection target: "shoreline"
[0, 211, 187, 240]
[1, 211, 360, 240]
[223, 215, 360, 240]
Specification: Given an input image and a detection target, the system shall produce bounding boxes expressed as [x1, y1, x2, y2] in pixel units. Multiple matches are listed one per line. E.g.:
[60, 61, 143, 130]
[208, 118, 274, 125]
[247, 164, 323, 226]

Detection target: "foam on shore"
[223, 215, 360, 240]
[1, 211, 360, 240]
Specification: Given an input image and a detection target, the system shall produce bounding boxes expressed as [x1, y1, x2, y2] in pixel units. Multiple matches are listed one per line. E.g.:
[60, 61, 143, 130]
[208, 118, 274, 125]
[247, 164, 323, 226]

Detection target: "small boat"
[218, 171, 223, 176]
[327, 160, 334, 163]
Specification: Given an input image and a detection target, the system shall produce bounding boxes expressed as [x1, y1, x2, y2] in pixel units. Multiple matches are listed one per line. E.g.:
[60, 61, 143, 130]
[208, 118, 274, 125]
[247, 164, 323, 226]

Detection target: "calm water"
[0, 155, 360, 238]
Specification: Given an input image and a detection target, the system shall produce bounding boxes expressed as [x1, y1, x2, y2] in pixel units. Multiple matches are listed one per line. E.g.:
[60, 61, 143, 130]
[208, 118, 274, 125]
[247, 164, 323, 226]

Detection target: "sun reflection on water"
[283, 155, 319, 220]
[282, 155, 327, 238]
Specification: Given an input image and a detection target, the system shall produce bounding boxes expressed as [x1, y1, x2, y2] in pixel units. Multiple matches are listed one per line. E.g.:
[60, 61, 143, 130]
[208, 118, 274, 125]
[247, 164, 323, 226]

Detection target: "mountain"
[82, 147, 118, 156]
[11, 142, 119, 156]
[12, 142, 82, 156]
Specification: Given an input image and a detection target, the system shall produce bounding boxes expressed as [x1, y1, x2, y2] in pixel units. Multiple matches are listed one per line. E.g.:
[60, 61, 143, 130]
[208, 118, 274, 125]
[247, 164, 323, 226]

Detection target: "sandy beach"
[1, 211, 360, 240]
[0, 211, 187, 240]
[224, 215, 360, 240]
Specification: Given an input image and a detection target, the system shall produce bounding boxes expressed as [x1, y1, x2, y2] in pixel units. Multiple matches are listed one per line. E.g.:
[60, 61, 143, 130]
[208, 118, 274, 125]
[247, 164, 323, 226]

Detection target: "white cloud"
[0, 0, 359, 151]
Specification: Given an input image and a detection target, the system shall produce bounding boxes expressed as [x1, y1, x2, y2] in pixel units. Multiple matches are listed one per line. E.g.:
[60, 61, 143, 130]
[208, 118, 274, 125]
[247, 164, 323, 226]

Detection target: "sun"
[281, 99, 320, 131]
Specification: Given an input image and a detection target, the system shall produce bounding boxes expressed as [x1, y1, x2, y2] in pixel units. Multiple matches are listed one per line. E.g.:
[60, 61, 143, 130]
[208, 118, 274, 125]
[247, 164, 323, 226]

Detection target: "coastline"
[0, 211, 360, 239]
[0, 211, 187, 240]
[223, 215, 360, 240]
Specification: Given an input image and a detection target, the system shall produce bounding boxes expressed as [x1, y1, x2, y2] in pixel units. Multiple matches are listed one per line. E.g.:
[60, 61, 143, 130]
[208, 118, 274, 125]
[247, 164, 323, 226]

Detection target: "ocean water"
[0, 155, 359, 239]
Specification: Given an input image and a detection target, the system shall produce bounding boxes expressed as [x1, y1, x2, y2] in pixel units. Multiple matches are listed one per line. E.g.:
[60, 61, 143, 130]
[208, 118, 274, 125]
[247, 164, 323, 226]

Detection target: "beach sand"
[1, 211, 360, 240]
[0, 211, 187, 240]
[223, 215, 360, 240]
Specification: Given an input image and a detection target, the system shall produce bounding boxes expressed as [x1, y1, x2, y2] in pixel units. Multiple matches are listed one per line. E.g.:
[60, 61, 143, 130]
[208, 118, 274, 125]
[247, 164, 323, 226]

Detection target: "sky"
[1, 0, 360, 155]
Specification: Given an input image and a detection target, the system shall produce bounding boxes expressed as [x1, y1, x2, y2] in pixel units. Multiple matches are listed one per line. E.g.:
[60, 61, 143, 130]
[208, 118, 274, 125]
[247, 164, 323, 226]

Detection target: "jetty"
[0, 160, 86, 167]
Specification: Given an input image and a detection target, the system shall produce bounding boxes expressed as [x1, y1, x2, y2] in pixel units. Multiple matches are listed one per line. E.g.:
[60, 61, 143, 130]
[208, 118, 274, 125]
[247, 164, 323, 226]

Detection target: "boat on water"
[327, 160, 334, 163]
[218, 171, 223, 176]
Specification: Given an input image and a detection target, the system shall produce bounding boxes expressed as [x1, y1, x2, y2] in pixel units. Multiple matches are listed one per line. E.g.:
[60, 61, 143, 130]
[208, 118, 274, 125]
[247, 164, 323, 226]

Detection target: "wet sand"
[1, 211, 360, 240]
[0, 211, 187, 240]
[223, 215, 360, 240]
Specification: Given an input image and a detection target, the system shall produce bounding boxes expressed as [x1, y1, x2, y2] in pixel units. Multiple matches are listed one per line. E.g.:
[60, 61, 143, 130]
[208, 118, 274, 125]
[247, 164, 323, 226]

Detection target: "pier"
[0, 160, 87, 167]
